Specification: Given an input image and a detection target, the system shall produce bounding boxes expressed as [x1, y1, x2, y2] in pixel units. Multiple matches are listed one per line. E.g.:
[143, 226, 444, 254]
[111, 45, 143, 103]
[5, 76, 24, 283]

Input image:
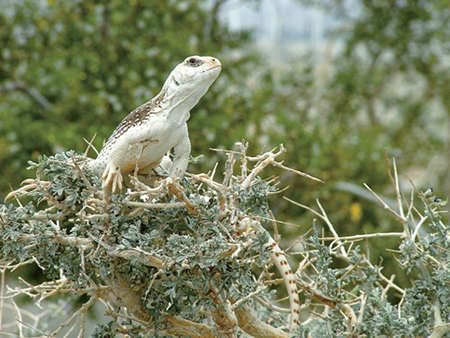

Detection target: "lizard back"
[103, 89, 167, 150]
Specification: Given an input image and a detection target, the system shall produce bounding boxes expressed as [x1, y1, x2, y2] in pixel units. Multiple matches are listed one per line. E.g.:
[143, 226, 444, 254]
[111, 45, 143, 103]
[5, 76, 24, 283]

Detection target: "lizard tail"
[267, 237, 300, 331]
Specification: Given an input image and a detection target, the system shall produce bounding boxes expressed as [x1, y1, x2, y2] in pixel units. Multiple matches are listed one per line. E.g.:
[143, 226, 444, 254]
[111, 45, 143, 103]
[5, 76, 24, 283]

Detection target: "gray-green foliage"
[2, 1, 450, 278]
[1, 148, 283, 337]
[292, 189, 450, 337]
[1, 146, 450, 337]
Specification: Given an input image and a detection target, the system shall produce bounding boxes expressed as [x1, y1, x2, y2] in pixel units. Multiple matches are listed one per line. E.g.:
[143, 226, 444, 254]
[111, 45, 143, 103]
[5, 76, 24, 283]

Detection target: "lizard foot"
[165, 176, 175, 186]
[102, 163, 123, 194]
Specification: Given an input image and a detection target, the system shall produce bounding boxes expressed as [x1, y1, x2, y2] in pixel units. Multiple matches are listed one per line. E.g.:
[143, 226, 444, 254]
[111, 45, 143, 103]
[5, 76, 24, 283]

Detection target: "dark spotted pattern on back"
[102, 88, 167, 150]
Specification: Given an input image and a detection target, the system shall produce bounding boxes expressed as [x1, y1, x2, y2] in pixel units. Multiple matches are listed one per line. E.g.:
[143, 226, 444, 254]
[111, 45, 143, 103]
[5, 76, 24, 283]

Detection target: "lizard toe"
[102, 164, 123, 194]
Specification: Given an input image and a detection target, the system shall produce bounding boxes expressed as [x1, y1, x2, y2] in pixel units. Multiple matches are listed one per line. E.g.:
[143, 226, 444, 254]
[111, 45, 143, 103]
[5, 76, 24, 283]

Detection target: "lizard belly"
[118, 143, 164, 175]
[116, 123, 185, 176]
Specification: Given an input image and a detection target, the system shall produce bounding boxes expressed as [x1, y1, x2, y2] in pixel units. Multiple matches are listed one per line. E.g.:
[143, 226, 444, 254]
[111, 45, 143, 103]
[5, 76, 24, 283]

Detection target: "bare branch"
[107, 249, 164, 269]
[272, 161, 324, 183]
[320, 232, 404, 241]
[363, 183, 406, 222]
[50, 295, 98, 337]
[232, 285, 268, 310]
[124, 201, 185, 209]
[241, 145, 286, 189]
[235, 305, 291, 338]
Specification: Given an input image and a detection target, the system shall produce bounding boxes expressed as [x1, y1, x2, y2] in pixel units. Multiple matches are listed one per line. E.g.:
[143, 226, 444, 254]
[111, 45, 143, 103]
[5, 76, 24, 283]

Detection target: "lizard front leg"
[101, 137, 156, 195]
[165, 134, 191, 187]
[170, 134, 191, 178]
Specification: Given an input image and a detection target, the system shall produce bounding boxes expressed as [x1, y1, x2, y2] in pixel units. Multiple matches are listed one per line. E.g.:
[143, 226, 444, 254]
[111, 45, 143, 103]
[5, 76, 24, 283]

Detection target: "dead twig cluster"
[1, 141, 321, 338]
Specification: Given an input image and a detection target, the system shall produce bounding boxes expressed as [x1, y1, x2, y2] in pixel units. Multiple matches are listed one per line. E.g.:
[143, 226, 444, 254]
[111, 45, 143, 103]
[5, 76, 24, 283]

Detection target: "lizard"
[88, 56, 221, 194]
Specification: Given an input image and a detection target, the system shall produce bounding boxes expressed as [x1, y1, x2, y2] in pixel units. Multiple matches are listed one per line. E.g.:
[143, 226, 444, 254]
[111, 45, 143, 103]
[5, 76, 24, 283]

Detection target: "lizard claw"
[165, 176, 181, 188]
[165, 176, 175, 186]
[102, 163, 123, 194]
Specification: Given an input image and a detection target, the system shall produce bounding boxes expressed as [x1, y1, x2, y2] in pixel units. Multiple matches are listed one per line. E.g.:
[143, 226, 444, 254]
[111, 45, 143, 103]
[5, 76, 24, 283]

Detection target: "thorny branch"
[1, 141, 321, 338]
[287, 153, 449, 337]
[2, 142, 447, 337]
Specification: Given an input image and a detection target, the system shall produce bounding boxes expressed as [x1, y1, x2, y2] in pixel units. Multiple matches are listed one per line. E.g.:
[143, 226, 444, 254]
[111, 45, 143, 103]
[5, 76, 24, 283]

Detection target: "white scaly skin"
[89, 56, 221, 193]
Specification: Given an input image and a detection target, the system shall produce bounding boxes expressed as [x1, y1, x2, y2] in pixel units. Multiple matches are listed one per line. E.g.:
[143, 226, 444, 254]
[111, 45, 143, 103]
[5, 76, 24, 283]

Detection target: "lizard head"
[163, 56, 221, 103]
[172, 55, 221, 86]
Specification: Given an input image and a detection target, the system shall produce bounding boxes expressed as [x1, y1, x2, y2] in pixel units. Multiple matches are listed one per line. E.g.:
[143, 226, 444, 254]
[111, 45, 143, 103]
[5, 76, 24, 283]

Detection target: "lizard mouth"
[203, 64, 222, 73]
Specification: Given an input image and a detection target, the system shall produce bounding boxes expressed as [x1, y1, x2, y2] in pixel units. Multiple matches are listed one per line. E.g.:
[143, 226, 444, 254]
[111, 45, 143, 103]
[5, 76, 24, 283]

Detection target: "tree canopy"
[1, 0, 450, 336]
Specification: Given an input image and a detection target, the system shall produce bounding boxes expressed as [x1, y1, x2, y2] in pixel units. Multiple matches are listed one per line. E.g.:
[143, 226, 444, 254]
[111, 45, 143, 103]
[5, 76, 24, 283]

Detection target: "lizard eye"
[187, 58, 200, 67]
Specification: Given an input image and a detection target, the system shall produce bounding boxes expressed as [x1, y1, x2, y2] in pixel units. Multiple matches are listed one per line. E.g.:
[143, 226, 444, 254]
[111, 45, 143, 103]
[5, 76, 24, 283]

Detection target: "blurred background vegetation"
[1, 0, 449, 295]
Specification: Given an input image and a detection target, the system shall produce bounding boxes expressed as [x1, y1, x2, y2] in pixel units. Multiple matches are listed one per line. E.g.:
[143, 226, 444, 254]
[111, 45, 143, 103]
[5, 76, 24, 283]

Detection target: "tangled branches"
[1, 142, 449, 338]
[1, 142, 320, 338]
